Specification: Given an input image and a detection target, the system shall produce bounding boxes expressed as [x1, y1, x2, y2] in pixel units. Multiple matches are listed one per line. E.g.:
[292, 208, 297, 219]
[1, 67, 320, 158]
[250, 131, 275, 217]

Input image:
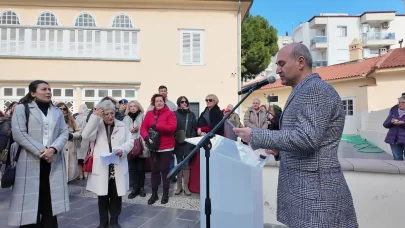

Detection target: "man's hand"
[265, 149, 279, 157]
[233, 127, 252, 143]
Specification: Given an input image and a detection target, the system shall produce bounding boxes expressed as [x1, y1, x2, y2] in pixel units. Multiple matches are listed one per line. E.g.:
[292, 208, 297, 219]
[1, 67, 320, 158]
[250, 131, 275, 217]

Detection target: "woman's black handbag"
[146, 111, 160, 152]
[1, 103, 29, 189]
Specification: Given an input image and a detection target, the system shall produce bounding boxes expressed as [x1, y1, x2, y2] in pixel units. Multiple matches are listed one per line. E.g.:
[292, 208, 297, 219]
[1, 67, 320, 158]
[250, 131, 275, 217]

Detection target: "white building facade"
[293, 11, 405, 67]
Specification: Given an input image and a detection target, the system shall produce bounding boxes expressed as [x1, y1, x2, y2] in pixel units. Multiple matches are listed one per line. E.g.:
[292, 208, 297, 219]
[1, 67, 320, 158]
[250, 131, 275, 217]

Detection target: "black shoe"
[97, 220, 109, 228]
[110, 218, 121, 228]
[139, 188, 146, 197]
[148, 192, 159, 205]
[128, 188, 140, 199]
[171, 176, 177, 183]
[161, 191, 169, 204]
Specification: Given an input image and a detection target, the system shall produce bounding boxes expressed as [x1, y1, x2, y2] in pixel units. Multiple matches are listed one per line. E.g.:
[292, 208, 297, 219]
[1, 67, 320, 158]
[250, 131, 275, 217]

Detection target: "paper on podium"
[100, 151, 120, 166]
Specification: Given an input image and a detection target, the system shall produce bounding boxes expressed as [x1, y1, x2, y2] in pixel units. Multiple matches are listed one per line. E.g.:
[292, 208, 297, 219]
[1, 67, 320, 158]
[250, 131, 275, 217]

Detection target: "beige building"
[0, 0, 253, 114]
[241, 41, 405, 138]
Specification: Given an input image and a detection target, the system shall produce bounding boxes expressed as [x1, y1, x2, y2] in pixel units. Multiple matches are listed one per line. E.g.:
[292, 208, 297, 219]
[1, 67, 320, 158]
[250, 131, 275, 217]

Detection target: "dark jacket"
[0, 116, 11, 151]
[383, 105, 405, 144]
[174, 108, 197, 156]
[196, 105, 224, 136]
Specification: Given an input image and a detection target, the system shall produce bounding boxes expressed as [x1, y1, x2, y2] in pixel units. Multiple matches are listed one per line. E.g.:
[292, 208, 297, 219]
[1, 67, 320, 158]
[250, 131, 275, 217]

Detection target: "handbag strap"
[153, 110, 158, 124]
[184, 113, 189, 134]
[14, 103, 30, 163]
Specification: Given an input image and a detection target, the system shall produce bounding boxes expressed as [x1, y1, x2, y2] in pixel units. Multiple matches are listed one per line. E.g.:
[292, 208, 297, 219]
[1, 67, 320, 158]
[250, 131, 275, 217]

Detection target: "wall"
[262, 166, 405, 228]
[240, 87, 291, 115]
[0, 4, 239, 113]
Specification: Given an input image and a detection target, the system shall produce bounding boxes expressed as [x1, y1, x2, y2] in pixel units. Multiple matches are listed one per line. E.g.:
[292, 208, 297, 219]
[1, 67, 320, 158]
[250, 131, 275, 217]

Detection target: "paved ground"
[338, 141, 393, 160]
[0, 173, 285, 228]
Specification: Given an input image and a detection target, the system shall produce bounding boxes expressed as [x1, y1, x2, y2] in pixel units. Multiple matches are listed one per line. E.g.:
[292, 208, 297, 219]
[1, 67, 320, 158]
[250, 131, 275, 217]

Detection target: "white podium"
[186, 135, 269, 228]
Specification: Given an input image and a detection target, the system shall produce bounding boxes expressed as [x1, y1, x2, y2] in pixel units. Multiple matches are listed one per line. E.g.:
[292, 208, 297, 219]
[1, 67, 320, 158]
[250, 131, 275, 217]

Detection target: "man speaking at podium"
[234, 43, 358, 228]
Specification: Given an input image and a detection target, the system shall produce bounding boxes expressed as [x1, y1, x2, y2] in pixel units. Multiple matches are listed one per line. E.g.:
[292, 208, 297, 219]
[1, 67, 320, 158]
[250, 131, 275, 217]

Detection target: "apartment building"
[0, 0, 252, 113]
[293, 11, 405, 67]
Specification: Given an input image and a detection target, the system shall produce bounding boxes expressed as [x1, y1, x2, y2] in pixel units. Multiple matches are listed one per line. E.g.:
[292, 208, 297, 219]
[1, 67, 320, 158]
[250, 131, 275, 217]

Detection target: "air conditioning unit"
[382, 22, 389, 29]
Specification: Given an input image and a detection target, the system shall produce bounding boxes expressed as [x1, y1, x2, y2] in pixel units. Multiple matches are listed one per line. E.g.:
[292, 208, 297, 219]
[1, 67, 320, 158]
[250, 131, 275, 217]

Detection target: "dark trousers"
[128, 157, 146, 190]
[98, 179, 122, 225]
[151, 151, 172, 192]
[20, 160, 57, 228]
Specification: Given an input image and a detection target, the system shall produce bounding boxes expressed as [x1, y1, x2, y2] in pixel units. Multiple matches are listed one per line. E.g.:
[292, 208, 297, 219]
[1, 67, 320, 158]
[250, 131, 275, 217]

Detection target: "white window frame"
[0, 10, 21, 25]
[337, 26, 347, 37]
[36, 11, 59, 26]
[179, 29, 204, 66]
[81, 88, 138, 107]
[341, 97, 354, 117]
[0, 86, 27, 111]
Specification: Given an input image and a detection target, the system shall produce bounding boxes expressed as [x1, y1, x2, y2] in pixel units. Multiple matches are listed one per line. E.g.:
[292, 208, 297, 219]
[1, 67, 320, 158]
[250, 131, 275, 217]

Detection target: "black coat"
[197, 105, 224, 136]
[173, 109, 197, 157]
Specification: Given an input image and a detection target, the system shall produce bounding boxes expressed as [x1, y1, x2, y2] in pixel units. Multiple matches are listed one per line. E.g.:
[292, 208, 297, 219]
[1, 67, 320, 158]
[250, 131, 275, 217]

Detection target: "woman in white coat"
[81, 100, 133, 228]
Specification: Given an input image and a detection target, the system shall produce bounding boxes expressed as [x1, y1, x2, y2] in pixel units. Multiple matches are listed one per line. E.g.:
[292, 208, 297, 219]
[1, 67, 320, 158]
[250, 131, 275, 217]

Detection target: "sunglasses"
[59, 108, 68, 111]
[180, 100, 188, 104]
[205, 99, 213, 102]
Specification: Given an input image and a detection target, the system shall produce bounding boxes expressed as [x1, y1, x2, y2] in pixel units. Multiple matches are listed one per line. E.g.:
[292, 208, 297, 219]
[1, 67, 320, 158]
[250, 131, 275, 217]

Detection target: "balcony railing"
[362, 32, 395, 41]
[312, 60, 328, 68]
[310, 36, 327, 46]
[0, 25, 140, 60]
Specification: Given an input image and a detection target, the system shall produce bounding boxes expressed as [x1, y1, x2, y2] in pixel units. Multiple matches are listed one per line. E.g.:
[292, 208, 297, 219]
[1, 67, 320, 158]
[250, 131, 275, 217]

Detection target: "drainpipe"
[237, 0, 242, 115]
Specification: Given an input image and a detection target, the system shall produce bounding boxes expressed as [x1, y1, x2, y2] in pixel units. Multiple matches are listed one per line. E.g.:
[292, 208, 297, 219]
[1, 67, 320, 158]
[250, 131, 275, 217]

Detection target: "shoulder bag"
[83, 140, 96, 173]
[1, 103, 29, 188]
[146, 111, 160, 152]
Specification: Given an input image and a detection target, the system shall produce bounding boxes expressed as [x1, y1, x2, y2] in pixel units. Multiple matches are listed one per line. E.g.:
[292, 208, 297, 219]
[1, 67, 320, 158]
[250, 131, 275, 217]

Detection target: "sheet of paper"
[99, 150, 120, 167]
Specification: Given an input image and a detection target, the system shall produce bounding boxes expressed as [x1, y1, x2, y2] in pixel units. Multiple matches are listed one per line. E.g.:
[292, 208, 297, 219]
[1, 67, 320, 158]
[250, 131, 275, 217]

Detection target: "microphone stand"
[167, 87, 256, 228]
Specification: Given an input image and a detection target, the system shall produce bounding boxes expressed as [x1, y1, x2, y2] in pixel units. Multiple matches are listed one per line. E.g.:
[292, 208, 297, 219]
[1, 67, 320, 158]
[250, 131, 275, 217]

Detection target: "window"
[282, 39, 289, 45]
[74, 13, 96, 27]
[36, 12, 58, 26]
[180, 29, 203, 65]
[189, 102, 200, 118]
[0, 86, 27, 111]
[107, 14, 138, 59]
[82, 88, 137, 109]
[342, 99, 353, 116]
[0, 10, 20, 25]
[32, 12, 62, 56]
[266, 95, 279, 103]
[337, 26, 347, 37]
[70, 13, 99, 57]
[0, 11, 24, 55]
[51, 88, 76, 112]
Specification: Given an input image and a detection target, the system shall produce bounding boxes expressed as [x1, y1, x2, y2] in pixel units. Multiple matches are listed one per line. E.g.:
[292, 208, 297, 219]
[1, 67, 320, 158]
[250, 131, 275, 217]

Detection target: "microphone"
[238, 76, 277, 95]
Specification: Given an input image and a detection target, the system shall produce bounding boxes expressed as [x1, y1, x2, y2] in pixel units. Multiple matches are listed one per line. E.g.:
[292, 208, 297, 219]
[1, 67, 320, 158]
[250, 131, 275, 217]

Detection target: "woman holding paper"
[81, 100, 133, 228]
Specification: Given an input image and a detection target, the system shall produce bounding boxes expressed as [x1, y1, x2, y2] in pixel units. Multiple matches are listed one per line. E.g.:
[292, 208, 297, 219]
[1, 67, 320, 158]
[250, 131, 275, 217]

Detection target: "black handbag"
[1, 103, 29, 189]
[146, 111, 160, 152]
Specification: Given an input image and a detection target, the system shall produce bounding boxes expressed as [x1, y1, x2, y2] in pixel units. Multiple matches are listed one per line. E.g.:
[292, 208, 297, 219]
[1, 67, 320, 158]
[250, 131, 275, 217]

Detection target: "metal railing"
[362, 32, 395, 41]
[310, 36, 327, 46]
[312, 60, 328, 68]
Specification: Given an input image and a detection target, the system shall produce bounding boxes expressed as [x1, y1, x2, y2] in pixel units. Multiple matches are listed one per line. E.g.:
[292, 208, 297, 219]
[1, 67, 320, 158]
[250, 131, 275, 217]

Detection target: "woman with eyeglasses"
[57, 103, 81, 182]
[9, 80, 69, 227]
[384, 94, 405, 160]
[173, 96, 197, 196]
[189, 94, 224, 194]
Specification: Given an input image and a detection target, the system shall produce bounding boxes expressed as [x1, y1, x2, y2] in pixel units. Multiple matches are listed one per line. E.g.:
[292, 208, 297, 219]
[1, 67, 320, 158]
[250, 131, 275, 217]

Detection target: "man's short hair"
[291, 43, 313, 69]
[158, 85, 167, 91]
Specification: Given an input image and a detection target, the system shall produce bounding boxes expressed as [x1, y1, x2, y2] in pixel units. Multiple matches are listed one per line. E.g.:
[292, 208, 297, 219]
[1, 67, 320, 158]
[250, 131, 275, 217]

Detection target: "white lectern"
[186, 135, 269, 228]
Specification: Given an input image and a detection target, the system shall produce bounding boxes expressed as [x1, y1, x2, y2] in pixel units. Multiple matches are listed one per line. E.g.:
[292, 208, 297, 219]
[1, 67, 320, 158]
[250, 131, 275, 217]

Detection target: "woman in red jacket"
[140, 94, 177, 205]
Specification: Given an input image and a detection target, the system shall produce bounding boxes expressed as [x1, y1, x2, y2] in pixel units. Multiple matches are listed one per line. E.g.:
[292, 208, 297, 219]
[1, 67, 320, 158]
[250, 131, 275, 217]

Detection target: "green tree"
[242, 14, 278, 82]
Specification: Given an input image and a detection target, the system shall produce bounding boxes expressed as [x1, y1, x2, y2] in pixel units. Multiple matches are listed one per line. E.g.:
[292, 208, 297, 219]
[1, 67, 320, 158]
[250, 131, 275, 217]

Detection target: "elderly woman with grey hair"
[82, 100, 133, 228]
[243, 98, 268, 129]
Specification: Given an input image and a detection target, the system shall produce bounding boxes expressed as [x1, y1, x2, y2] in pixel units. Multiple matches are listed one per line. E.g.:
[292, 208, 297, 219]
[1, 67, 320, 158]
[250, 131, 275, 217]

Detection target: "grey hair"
[290, 43, 313, 69]
[79, 104, 89, 115]
[96, 100, 116, 111]
[252, 98, 260, 103]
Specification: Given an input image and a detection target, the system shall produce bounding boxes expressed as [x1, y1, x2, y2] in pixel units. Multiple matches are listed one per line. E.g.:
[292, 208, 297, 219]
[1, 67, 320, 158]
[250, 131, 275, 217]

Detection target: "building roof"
[307, 10, 397, 22]
[242, 47, 405, 90]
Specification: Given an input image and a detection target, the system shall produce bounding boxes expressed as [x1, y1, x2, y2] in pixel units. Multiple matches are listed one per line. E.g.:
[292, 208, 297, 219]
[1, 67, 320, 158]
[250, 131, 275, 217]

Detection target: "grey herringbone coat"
[8, 101, 69, 226]
[251, 73, 358, 228]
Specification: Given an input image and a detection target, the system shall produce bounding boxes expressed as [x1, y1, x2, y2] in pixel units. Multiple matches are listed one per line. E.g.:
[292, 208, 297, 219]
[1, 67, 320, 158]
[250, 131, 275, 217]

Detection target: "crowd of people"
[0, 80, 282, 228]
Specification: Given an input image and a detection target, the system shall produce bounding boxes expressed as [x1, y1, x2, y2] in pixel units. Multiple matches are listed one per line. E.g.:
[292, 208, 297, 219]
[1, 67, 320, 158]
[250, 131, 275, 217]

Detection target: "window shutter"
[181, 32, 191, 64]
[131, 31, 137, 58]
[192, 32, 201, 64]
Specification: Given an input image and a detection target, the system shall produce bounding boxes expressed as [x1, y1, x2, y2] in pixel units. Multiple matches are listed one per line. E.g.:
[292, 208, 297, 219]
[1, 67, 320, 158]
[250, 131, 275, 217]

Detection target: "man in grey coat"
[234, 43, 358, 227]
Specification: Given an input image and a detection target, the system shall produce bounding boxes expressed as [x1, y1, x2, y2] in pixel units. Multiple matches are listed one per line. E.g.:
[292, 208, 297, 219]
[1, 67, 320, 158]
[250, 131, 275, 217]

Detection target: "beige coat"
[82, 114, 133, 196]
[63, 126, 81, 182]
[243, 107, 268, 129]
[75, 113, 88, 160]
[123, 113, 149, 158]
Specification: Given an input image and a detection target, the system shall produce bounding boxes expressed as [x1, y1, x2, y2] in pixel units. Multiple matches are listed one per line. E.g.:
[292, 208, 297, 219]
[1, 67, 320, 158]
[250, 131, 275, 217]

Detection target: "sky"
[249, 0, 405, 36]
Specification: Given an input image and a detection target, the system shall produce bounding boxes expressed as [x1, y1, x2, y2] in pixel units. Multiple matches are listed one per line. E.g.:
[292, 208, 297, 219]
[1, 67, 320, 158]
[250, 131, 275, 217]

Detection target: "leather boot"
[139, 187, 146, 197]
[183, 168, 191, 196]
[174, 170, 183, 195]
[128, 187, 140, 199]
[148, 191, 159, 205]
[161, 190, 169, 204]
